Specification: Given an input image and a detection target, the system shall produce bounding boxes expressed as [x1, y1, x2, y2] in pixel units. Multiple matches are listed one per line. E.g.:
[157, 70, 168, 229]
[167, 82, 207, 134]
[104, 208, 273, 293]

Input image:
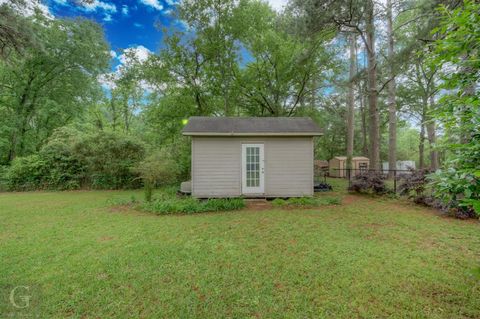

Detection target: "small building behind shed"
[329, 156, 370, 178]
[382, 160, 416, 173]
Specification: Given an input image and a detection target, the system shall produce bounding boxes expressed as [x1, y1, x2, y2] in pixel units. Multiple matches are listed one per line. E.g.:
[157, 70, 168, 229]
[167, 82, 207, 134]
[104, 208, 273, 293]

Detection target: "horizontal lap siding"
[192, 136, 314, 198]
[192, 137, 241, 197]
[265, 138, 313, 197]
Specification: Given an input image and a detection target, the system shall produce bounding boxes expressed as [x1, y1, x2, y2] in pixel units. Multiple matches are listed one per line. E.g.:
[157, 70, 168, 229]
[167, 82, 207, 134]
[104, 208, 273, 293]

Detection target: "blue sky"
[46, 0, 180, 55]
[45, 0, 286, 54]
[40, 0, 287, 74]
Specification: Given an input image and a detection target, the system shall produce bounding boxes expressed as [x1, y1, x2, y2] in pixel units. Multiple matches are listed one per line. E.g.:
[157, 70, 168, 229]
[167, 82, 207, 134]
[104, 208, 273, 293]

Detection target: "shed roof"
[182, 117, 323, 136]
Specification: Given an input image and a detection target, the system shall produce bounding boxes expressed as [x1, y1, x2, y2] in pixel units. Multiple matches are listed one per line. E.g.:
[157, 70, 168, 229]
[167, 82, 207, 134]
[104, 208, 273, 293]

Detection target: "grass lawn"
[1, 179, 479, 318]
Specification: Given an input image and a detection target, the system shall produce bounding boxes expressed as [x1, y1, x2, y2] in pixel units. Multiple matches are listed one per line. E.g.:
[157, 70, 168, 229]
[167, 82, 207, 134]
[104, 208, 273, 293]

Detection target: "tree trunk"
[427, 96, 439, 171]
[110, 94, 117, 131]
[419, 110, 426, 169]
[360, 80, 368, 157]
[346, 33, 356, 170]
[366, 0, 380, 169]
[387, 0, 397, 177]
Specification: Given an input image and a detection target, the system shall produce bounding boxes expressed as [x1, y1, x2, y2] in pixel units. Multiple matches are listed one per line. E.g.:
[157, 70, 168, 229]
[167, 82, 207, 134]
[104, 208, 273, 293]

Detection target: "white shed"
[382, 161, 416, 172]
[182, 117, 323, 198]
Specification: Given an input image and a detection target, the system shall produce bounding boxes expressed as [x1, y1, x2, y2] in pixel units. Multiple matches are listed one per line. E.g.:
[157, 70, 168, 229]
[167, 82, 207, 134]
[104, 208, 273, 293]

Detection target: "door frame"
[241, 143, 265, 195]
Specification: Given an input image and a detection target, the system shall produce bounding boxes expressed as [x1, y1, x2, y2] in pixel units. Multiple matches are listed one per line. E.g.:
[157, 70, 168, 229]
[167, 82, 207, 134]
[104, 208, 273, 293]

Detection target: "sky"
[43, 0, 287, 59]
[2, 0, 287, 88]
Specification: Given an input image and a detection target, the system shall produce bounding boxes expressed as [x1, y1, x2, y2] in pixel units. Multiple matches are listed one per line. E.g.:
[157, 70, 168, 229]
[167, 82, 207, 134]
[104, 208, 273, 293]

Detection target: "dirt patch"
[98, 236, 114, 242]
[245, 200, 272, 211]
[362, 222, 398, 229]
[342, 194, 362, 205]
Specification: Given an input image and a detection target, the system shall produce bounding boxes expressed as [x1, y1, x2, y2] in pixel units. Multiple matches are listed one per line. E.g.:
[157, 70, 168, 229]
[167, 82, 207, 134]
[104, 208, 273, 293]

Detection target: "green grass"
[1, 184, 479, 318]
[272, 196, 341, 207]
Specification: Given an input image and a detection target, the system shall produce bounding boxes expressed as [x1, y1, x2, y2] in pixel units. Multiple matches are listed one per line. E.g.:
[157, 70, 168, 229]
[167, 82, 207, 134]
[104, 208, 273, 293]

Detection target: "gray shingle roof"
[182, 117, 323, 136]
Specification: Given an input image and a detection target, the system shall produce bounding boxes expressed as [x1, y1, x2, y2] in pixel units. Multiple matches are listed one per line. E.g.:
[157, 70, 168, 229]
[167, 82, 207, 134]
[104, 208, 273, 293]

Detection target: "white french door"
[241, 144, 265, 195]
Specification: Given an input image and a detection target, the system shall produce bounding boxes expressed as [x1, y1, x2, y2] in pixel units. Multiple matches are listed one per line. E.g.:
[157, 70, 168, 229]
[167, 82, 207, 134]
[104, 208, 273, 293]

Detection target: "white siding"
[264, 138, 313, 197]
[192, 137, 241, 197]
[191, 136, 314, 198]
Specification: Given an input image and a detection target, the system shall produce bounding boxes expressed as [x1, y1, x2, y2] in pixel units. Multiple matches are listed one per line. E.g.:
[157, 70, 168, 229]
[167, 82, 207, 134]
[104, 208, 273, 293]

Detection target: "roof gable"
[182, 117, 323, 136]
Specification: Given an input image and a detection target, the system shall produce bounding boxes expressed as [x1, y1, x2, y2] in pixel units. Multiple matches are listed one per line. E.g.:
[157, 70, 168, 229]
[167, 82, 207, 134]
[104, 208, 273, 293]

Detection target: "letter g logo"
[9, 286, 31, 309]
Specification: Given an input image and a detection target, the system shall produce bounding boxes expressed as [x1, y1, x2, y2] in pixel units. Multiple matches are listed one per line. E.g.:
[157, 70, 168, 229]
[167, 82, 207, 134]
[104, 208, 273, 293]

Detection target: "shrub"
[4, 155, 48, 190]
[73, 132, 145, 189]
[430, 168, 480, 219]
[133, 150, 178, 202]
[3, 129, 146, 191]
[398, 169, 430, 205]
[141, 197, 245, 215]
[39, 131, 85, 190]
[271, 198, 287, 206]
[0, 165, 8, 191]
[348, 172, 387, 195]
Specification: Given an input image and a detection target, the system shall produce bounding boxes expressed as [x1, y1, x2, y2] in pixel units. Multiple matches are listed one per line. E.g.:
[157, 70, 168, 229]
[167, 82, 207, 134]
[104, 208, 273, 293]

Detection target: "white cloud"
[139, 0, 163, 11]
[121, 5, 129, 15]
[98, 73, 117, 90]
[0, 0, 53, 18]
[103, 13, 113, 22]
[99, 45, 153, 90]
[264, 0, 287, 11]
[165, 0, 179, 5]
[119, 45, 152, 65]
[82, 0, 117, 13]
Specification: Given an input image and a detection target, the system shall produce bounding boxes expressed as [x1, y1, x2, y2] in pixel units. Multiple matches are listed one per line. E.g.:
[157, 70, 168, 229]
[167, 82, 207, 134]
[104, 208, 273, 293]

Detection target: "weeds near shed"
[141, 197, 245, 215]
[272, 196, 341, 208]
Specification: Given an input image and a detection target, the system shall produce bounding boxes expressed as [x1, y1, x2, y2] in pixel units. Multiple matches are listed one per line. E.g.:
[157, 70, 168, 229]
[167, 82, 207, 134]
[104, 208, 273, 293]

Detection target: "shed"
[382, 160, 416, 172]
[182, 116, 323, 198]
[329, 156, 370, 178]
[314, 160, 329, 177]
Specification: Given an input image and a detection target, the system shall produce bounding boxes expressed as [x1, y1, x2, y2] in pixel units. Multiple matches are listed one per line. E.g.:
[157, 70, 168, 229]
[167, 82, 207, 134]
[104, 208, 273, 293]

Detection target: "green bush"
[271, 198, 287, 206]
[272, 196, 341, 207]
[3, 129, 146, 191]
[430, 167, 479, 219]
[133, 150, 178, 202]
[0, 165, 8, 191]
[142, 197, 245, 215]
[4, 155, 48, 190]
[38, 132, 85, 190]
[74, 132, 145, 189]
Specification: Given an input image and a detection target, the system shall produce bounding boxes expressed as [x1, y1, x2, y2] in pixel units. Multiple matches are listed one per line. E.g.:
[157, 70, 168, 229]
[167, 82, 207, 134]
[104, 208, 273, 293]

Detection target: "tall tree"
[346, 33, 356, 169]
[0, 15, 109, 162]
[365, 0, 380, 169]
[386, 0, 397, 175]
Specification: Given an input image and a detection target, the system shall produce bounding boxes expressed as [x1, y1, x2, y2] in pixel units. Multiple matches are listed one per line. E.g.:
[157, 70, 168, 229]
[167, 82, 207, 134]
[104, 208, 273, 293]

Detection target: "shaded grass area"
[1, 185, 479, 318]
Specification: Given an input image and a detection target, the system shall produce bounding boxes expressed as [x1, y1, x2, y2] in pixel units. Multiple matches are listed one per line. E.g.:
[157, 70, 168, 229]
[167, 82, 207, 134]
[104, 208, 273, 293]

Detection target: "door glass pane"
[246, 146, 260, 188]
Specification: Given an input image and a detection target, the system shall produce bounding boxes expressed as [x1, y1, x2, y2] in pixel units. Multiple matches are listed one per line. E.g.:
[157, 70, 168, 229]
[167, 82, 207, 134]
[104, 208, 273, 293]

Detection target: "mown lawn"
[1, 181, 479, 318]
